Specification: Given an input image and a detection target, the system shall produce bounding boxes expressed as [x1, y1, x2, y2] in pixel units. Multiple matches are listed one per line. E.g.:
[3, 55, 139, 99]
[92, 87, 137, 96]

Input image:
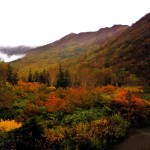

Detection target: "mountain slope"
[77, 13, 150, 85]
[12, 25, 128, 75]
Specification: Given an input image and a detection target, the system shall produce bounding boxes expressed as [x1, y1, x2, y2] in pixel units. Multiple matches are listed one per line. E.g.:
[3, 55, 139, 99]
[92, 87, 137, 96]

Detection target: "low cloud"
[0, 51, 25, 62]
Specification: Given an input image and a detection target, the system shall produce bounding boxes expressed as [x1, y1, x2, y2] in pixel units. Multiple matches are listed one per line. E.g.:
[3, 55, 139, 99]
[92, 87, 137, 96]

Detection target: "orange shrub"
[55, 88, 91, 112]
[15, 80, 42, 93]
[131, 95, 145, 106]
[113, 88, 146, 107]
[95, 85, 116, 94]
[44, 93, 66, 112]
[113, 89, 129, 104]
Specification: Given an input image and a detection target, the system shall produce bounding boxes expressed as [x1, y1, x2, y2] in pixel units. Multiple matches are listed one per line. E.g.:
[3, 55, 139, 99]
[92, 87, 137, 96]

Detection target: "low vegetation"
[0, 64, 149, 149]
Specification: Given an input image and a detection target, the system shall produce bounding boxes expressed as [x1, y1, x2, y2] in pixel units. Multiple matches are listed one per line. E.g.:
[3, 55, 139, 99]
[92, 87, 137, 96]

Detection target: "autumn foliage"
[0, 81, 150, 149]
[15, 80, 42, 93]
[95, 85, 116, 94]
[44, 93, 66, 112]
[0, 120, 22, 132]
[113, 88, 144, 106]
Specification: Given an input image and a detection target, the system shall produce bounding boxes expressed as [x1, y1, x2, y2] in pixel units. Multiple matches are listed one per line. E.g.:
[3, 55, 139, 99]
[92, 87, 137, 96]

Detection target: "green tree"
[28, 69, 33, 82]
[11, 72, 18, 84]
[56, 66, 71, 88]
[40, 69, 48, 84]
[6, 64, 13, 83]
[0, 62, 7, 85]
[56, 65, 65, 88]
[6, 64, 18, 84]
[64, 69, 71, 87]
[33, 71, 40, 82]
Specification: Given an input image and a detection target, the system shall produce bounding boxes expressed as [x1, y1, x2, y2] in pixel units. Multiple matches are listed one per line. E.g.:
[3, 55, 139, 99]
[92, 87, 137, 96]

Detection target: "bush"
[61, 107, 111, 125]
[44, 115, 129, 150]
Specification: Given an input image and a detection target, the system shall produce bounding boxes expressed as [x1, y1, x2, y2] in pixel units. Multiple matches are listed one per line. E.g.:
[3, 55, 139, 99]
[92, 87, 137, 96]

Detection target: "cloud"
[0, 52, 25, 62]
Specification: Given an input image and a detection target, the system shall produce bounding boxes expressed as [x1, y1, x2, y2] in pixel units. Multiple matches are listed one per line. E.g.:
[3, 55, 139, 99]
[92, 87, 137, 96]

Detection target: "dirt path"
[113, 128, 150, 150]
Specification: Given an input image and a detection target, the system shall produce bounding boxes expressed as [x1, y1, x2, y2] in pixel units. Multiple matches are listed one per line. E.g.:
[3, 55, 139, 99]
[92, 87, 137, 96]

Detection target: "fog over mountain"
[0, 51, 26, 62]
[0, 46, 31, 62]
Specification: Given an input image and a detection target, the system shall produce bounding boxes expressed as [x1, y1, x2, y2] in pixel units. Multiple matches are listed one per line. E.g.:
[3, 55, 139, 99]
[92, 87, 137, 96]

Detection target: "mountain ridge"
[26, 24, 128, 53]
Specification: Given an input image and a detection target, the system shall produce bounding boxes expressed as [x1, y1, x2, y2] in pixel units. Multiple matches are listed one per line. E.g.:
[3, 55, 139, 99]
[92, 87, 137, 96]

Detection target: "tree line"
[28, 65, 71, 88]
[0, 61, 141, 88]
[0, 62, 71, 88]
[0, 62, 18, 85]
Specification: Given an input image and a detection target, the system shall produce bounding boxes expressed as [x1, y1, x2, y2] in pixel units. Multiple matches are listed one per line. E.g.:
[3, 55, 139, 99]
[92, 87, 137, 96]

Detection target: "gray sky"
[0, 0, 149, 46]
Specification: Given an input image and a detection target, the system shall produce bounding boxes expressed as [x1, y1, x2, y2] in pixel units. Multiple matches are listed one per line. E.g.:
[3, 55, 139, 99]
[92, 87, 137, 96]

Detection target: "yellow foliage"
[124, 86, 144, 93]
[0, 120, 22, 132]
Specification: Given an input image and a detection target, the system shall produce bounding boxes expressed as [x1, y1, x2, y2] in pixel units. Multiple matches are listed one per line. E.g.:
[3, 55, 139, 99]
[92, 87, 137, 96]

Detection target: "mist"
[0, 51, 25, 62]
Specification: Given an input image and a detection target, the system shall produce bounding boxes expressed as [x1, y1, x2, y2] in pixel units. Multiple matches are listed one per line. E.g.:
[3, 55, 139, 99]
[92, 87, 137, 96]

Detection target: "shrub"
[61, 107, 110, 125]
[0, 120, 22, 132]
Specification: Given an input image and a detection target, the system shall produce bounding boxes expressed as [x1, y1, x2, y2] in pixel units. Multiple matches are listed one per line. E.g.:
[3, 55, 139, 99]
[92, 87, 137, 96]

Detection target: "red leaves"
[44, 86, 149, 113]
[44, 93, 66, 112]
[132, 96, 145, 106]
[95, 85, 116, 94]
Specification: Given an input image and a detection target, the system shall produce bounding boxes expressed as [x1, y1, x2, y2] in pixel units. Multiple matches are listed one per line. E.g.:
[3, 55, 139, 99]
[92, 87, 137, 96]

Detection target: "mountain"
[76, 13, 150, 85]
[11, 13, 150, 85]
[12, 25, 128, 75]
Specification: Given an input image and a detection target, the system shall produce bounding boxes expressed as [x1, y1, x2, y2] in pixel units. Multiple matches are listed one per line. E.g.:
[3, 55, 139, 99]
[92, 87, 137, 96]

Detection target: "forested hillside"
[12, 25, 128, 76]
[11, 13, 150, 87]
[77, 13, 150, 86]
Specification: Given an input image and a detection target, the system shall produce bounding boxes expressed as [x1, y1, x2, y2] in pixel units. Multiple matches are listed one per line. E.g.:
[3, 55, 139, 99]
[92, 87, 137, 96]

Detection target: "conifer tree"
[6, 64, 13, 83]
[64, 69, 71, 87]
[56, 65, 65, 88]
[28, 69, 33, 82]
[6, 64, 18, 84]
[56, 66, 71, 88]
[34, 71, 40, 82]
[12, 72, 18, 84]
[40, 69, 47, 84]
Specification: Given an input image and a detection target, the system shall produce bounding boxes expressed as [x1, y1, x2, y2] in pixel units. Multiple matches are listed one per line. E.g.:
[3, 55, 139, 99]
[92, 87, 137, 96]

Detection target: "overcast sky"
[0, 0, 149, 47]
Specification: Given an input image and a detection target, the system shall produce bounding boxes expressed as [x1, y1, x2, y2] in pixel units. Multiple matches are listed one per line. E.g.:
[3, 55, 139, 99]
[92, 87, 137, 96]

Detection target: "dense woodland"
[0, 13, 150, 150]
